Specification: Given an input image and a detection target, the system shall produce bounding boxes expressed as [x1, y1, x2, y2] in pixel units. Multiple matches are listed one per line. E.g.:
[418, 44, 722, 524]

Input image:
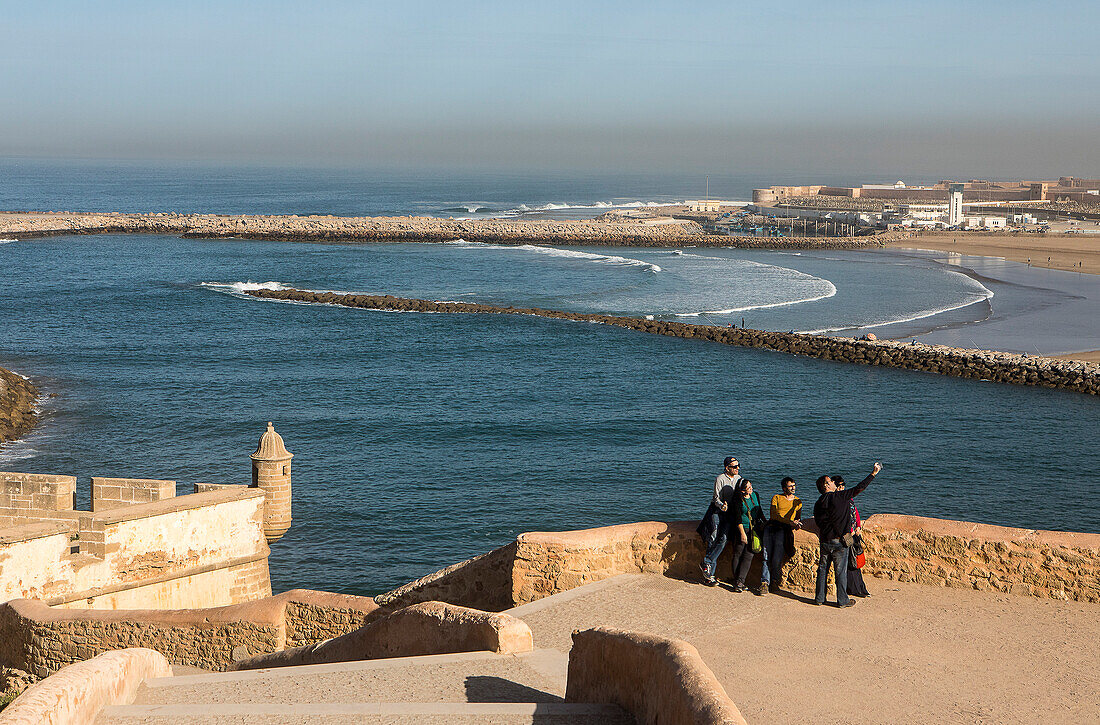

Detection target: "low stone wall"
[280, 589, 383, 648]
[566, 627, 747, 725]
[862, 514, 1100, 602]
[232, 600, 532, 671]
[0, 368, 39, 445]
[381, 516, 1100, 610]
[374, 542, 518, 613]
[245, 289, 1100, 395]
[0, 589, 379, 678]
[0, 648, 170, 725]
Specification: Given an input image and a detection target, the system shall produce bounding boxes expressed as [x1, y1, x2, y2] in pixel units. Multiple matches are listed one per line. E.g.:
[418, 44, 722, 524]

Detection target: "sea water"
[1, 231, 1097, 596]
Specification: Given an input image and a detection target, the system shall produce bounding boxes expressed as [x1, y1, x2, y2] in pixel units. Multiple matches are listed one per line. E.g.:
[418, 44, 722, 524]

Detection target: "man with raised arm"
[812, 462, 883, 607]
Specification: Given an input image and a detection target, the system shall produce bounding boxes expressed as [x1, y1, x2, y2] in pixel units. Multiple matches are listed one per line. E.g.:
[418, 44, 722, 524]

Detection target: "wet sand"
[885, 234, 1100, 362]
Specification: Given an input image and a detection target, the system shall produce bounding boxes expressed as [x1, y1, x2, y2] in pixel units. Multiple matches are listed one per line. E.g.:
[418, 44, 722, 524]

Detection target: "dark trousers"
[847, 565, 869, 597]
[732, 538, 769, 587]
[815, 539, 850, 605]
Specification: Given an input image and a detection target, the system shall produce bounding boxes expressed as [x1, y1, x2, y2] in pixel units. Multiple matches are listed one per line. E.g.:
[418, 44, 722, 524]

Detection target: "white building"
[948, 183, 965, 226]
[963, 216, 1007, 230]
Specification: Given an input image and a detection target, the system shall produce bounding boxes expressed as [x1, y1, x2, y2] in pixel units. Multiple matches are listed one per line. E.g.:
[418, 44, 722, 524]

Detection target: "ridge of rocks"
[0, 212, 893, 249]
[245, 288, 1100, 396]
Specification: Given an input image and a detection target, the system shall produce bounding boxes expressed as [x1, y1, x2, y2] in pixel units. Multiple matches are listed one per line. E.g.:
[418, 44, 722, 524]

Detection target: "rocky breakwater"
[0, 211, 706, 246]
[244, 289, 1100, 395]
[2, 211, 903, 249]
[0, 367, 39, 444]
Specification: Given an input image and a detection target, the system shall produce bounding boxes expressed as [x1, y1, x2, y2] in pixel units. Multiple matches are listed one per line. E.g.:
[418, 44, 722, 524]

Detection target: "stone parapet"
[0, 648, 171, 725]
[566, 627, 747, 725]
[231, 600, 532, 671]
[90, 477, 175, 513]
[380, 515, 1100, 611]
[245, 288, 1100, 396]
[0, 589, 379, 678]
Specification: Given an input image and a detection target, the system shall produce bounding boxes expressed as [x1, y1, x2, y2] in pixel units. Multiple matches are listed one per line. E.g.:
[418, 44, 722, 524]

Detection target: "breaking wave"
[797, 271, 994, 334]
[443, 240, 661, 273]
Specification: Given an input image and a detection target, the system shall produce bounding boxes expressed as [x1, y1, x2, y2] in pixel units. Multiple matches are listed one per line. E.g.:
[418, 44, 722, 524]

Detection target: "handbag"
[750, 530, 762, 554]
[850, 534, 865, 569]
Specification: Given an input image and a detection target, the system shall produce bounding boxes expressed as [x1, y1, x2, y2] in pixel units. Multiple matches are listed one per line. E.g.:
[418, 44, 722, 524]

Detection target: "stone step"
[98, 701, 634, 724]
[133, 650, 570, 707]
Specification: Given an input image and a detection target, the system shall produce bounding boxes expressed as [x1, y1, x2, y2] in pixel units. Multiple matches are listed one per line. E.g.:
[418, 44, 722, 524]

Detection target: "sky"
[2, 1, 1099, 177]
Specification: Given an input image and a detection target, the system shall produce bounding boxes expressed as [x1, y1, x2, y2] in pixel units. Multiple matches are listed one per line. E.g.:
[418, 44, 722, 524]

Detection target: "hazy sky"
[3, 1, 1098, 176]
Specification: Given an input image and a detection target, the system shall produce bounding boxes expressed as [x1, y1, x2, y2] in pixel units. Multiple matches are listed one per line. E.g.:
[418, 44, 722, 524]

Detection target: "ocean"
[1, 159, 1098, 596]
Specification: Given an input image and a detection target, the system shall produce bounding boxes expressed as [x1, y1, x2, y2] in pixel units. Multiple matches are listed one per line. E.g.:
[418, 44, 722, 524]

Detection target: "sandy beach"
[888, 231, 1100, 275]
[887, 232, 1100, 363]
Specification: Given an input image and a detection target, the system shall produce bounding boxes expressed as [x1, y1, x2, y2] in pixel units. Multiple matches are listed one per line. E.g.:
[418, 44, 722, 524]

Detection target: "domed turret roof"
[251, 422, 293, 461]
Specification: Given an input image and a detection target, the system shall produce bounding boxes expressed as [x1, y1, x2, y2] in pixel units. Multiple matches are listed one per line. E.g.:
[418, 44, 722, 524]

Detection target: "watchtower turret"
[250, 422, 293, 544]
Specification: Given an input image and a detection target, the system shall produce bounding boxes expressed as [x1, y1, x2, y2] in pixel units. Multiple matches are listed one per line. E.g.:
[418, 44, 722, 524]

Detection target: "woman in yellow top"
[763, 477, 802, 593]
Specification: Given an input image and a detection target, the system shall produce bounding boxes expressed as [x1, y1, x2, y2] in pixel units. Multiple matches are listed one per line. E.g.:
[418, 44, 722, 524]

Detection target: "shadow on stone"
[464, 675, 564, 703]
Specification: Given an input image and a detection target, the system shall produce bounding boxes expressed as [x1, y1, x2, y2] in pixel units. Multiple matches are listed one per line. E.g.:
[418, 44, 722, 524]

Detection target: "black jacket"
[813, 473, 874, 542]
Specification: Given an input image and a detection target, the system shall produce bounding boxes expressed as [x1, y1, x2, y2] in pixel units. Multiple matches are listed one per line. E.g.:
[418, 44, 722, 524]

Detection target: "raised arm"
[846, 462, 883, 500]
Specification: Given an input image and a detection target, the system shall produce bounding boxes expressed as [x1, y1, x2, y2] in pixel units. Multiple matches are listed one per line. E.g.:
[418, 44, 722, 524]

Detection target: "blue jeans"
[763, 525, 786, 585]
[815, 540, 850, 605]
[701, 510, 729, 578]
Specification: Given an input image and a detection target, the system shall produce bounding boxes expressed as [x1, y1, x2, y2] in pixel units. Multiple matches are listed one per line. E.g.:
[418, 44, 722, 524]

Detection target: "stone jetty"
[246, 288, 1100, 395]
[0, 211, 892, 249]
[0, 367, 39, 444]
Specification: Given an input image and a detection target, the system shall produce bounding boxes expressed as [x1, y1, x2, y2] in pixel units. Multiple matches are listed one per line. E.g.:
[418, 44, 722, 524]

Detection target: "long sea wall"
[0, 211, 893, 249]
[245, 289, 1100, 395]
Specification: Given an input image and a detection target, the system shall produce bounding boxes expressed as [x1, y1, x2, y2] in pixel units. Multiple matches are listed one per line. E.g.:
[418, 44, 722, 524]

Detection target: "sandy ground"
[888, 233, 1100, 363]
[516, 574, 1100, 725]
[888, 232, 1099, 275]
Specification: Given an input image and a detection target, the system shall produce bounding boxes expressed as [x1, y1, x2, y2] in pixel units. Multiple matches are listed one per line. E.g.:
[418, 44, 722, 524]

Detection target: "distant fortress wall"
[755, 179, 1094, 204]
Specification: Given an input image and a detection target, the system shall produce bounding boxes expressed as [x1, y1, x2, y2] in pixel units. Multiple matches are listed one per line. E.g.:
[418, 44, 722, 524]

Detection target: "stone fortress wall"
[0, 423, 295, 611]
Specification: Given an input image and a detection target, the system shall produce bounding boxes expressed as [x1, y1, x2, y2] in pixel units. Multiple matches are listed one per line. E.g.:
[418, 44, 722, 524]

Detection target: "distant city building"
[948, 184, 965, 226]
[687, 199, 723, 212]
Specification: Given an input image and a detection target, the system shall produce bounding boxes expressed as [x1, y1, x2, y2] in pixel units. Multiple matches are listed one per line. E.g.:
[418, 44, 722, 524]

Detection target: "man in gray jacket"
[698, 456, 742, 585]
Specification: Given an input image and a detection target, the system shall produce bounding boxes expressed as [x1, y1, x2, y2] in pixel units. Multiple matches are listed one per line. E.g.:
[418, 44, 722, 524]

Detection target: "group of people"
[697, 455, 883, 607]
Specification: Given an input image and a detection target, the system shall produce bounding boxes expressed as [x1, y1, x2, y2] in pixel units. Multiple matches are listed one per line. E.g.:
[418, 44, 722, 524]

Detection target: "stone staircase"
[95, 650, 633, 724]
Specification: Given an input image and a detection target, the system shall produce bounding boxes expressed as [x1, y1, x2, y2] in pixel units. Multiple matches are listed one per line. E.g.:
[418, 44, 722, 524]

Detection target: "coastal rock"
[0, 367, 39, 443]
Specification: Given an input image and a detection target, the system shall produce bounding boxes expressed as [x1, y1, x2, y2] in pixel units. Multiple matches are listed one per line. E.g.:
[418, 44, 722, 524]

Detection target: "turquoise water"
[1, 233, 1097, 596]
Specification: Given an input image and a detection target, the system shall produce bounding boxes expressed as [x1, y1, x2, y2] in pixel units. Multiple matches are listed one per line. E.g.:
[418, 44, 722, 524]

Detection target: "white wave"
[0, 238, 17, 244]
[442, 239, 661, 273]
[512, 244, 661, 273]
[797, 274, 995, 334]
[492, 200, 681, 218]
[674, 286, 838, 316]
[200, 281, 293, 295]
[669, 254, 837, 315]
